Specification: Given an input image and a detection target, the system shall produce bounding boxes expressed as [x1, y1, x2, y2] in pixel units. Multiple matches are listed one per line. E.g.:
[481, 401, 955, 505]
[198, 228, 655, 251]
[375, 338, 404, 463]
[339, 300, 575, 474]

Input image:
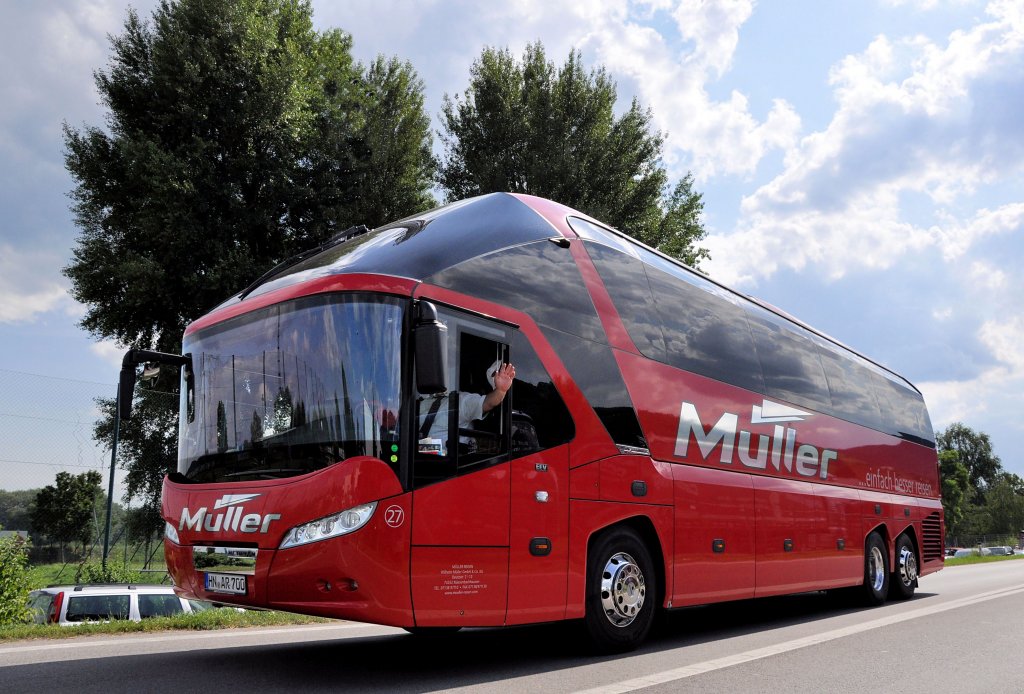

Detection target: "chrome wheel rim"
[898, 546, 918, 587]
[600, 551, 646, 627]
[869, 545, 886, 592]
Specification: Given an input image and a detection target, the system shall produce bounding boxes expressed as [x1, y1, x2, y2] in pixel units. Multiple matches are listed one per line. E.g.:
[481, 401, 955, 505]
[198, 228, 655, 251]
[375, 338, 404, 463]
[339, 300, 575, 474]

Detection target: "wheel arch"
[586, 515, 668, 610]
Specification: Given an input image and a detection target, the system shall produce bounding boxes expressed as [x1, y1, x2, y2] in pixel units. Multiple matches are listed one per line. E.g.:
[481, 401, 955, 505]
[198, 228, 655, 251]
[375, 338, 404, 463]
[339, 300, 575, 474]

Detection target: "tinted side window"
[414, 308, 512, 488]
[644, 263, 765, 393]
[428, 240, 605, 343]
[583, 242, 667, 360]
[65, 595, 131, 622]
[540, 327, 647, 450]
[816, 342, 884, 429]
[509, 332, 575, 456]
[871, 373, 934, 445]
[745, 306, 831, 411]
[138, 594, 185, 618]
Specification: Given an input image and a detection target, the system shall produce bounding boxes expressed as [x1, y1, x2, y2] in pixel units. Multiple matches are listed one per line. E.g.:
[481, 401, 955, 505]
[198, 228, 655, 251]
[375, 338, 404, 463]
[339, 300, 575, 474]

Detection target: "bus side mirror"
[414, 301, 448, 395]
[118, 366, 137, 421]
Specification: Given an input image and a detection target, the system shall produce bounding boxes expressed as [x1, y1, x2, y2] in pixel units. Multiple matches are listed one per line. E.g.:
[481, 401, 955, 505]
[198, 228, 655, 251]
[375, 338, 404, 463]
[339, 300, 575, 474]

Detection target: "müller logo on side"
[674, 399, 838, 480]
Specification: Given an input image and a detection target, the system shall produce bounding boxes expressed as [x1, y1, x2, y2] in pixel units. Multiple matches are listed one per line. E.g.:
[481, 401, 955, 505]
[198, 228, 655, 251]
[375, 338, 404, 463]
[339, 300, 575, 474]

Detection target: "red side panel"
[410, 546, 508, 626]
[671, 465, 755, 606]
[753, 476, 823, 597]
[599, 456, 673, 506]
[411, 464, 510, 547]
[814, 484, 864, 587]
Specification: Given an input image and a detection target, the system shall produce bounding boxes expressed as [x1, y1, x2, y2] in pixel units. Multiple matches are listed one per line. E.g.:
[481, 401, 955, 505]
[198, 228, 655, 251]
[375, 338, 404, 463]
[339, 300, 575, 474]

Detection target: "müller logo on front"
[674, 399, 838, 480]
[179, 493, 281, 534]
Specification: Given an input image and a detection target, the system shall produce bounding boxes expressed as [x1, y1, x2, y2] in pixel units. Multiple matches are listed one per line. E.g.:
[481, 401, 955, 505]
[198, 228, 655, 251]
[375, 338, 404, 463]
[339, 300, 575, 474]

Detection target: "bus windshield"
[178, 294, 404, 483]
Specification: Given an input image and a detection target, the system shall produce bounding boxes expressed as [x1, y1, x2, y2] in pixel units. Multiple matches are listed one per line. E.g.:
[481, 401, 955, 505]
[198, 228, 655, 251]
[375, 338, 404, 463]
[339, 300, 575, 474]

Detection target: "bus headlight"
[165, 522, 180, 544]
[279, 502, 378, 549]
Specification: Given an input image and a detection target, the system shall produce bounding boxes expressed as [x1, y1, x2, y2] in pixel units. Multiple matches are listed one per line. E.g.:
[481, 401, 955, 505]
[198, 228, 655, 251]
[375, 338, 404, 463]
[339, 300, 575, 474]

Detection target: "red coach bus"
[144, 193, 943, 651]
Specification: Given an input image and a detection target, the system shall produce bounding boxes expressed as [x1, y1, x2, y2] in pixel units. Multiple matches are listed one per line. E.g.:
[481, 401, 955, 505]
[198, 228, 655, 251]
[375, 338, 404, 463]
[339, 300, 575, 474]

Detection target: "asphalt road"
[3, 560, 1023, 693]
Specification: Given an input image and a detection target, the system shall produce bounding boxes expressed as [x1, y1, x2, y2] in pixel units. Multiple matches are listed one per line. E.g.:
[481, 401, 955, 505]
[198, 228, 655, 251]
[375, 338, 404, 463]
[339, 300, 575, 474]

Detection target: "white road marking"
[574, 585, 1024, 693]
[0, 622, 376, 657]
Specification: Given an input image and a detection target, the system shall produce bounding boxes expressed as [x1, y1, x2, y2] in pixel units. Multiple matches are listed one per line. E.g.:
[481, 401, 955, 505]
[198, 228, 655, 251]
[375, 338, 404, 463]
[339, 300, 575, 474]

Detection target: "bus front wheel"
[584, 527, 656, 653]
[862, 532, 890, 606]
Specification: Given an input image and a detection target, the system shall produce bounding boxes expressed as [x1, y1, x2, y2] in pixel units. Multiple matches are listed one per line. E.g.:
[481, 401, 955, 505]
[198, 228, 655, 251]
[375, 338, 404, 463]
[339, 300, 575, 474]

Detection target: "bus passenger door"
[506, 445, 570, 624]
[410, 308, 512, 627]
[504, 330, 575, 624]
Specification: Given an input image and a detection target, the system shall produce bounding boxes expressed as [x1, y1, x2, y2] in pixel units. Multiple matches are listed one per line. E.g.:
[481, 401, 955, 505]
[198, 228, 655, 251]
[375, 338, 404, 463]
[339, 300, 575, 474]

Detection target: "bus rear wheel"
[861, 532, 890, 606]
[584, 527, 656, 653]
[889, 533, 918, 601]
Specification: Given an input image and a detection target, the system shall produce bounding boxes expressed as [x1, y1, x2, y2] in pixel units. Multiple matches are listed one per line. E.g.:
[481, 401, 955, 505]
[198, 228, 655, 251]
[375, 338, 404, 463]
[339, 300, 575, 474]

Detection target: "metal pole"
[102, 391, 121, 570]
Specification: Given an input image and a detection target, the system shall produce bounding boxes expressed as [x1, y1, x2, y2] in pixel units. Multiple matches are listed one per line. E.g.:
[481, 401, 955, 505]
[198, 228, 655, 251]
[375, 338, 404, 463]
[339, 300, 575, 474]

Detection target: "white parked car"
[27, 584, 203, 626]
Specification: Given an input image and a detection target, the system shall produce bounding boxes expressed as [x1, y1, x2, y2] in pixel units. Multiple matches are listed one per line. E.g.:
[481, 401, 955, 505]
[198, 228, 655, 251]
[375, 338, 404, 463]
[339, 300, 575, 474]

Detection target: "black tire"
[583, 527, 657, 653]
[861, 532, 890, 606]
[889, 533, 918, 601]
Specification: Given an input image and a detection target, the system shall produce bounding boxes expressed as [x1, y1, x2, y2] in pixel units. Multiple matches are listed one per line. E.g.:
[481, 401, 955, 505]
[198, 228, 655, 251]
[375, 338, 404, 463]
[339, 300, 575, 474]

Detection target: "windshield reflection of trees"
[190, 392, 397, 482]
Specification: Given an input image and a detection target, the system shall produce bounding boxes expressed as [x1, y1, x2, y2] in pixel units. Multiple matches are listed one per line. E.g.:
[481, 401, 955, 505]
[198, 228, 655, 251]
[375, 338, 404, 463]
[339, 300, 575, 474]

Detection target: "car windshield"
[178, 293, 404, 483]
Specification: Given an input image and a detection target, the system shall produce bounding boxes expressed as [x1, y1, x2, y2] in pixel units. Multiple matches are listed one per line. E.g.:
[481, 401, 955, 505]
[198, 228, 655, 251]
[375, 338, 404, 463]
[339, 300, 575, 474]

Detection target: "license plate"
[205, 572, 247, 595]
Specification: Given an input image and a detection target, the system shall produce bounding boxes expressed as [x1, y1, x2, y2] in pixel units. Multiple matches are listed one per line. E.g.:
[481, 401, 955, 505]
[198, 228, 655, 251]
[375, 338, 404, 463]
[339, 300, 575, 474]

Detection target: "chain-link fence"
[0, 368, 172, 570]
[0, 368, 115, 493]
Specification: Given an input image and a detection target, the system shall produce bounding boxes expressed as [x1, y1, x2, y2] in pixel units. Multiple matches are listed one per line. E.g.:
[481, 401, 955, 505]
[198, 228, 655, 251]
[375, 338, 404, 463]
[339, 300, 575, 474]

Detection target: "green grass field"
[0, 607, 329, 643]
[943, 552, 1024, 567]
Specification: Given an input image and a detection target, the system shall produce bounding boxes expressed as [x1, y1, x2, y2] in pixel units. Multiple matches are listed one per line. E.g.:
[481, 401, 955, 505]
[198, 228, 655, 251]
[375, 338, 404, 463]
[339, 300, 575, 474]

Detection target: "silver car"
[27, 584, 199, 626]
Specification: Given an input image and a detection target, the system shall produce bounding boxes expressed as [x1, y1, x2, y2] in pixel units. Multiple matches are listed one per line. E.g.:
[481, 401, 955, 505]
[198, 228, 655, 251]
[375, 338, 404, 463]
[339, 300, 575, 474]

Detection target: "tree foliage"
[64, 0, 434, 356]
[29, 471, 104, 561]
[936, 422, 1002, 504]
[438, 43, 709, 267]
[936, 422, 1024, 540]
[938, 450, 970, 535]
[0, 489, 38, 533]
[0, 532, 31, 626]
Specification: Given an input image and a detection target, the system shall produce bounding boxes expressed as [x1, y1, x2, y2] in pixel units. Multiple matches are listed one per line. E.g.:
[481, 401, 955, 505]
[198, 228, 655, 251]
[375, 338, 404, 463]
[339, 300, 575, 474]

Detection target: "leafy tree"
[30, 471, 104, 562]
[939, 449, 971, 536]
[65, 0, 434, 355]
[0, 489, 38, 533]
[0, 529, 31, 626]
[984, 475, 1024, 536]
[438, 43, 709, 267]
[936, 422, 1003, 504]
[64, 0, 434, 515]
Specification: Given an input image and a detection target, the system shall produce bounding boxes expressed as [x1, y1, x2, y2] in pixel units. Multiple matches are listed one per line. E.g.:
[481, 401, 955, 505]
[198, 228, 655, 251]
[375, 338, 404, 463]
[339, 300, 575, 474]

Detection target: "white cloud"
[967, 260, 1008, 291]
[329, 0, 799, 181]
[705, 2, 1024, 286]
[921, 316, 1024, 431]
[571, 5, 799, 180]
[90, 339, 126, 369]
[0, 244, 76, 323]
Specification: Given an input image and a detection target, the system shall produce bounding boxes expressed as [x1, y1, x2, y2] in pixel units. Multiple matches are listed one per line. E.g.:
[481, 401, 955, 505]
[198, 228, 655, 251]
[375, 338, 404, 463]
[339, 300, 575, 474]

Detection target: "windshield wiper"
[237, 224, 370, 300]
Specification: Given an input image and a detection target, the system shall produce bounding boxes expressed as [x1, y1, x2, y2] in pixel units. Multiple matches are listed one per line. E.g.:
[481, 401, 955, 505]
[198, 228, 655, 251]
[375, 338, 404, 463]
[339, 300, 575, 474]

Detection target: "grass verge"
[943, 553, 1024, 567]
[0, 608, 330, 643]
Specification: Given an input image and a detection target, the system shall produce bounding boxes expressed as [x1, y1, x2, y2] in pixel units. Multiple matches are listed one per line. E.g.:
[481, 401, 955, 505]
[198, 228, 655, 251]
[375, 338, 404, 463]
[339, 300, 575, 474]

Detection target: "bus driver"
[418, 360, 515, 456]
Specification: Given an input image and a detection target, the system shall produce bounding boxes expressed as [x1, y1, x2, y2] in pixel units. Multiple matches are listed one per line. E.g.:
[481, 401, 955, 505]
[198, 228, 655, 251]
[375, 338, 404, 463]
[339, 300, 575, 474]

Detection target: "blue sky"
[1, 0, 1022, 489]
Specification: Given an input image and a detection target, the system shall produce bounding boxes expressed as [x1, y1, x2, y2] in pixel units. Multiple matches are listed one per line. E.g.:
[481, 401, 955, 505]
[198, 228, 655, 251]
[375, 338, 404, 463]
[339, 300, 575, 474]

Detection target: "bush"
[0, 535, 31, 625]
[74, 562, 143, 584]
